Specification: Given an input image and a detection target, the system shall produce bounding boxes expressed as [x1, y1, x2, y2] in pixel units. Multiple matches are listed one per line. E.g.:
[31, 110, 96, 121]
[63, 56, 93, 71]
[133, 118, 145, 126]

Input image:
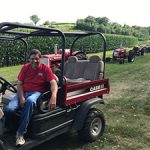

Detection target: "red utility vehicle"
[0, 22, 109, 150]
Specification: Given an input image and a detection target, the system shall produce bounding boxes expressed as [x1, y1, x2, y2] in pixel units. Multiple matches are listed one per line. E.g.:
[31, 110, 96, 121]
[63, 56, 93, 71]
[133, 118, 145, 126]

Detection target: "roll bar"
[0, 22, 107, 85]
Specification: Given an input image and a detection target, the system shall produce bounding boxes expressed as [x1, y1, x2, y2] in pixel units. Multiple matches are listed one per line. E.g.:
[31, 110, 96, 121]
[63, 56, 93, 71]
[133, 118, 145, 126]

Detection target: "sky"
[0, 0, 150, 27]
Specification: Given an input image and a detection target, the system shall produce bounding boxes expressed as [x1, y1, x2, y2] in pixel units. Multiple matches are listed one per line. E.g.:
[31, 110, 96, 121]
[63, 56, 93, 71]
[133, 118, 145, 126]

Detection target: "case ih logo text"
[90, 85, 104, 92]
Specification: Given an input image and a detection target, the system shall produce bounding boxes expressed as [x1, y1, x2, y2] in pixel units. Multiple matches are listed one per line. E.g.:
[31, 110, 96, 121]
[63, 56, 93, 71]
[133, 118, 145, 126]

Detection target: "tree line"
[75, 16, 150, 41]
[30, 15, 150, 41]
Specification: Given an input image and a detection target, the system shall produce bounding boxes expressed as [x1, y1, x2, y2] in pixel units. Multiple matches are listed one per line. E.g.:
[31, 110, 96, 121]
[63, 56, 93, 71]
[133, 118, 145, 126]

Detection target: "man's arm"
[48, 79, 58, 110]
[17, 80, 25, 108]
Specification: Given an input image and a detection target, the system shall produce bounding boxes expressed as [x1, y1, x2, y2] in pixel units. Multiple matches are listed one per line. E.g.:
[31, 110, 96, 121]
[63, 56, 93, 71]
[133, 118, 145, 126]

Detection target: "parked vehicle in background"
[132, 46, 145, 56]
[143, 45, 150, 53]
[106, 47, 135, 64]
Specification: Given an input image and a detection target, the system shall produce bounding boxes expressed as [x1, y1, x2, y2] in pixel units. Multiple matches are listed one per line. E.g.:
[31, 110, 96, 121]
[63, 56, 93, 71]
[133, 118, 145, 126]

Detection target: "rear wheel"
[119, 59, 125, 64]
[78, 108, 105, 142]
[128, 50, 135, 62]
[53, 67, 61, 76]
[140, 49, 145, 56]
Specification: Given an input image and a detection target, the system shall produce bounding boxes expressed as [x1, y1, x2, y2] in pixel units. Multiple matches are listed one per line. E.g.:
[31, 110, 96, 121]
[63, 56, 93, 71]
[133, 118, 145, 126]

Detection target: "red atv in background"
[106, 47, 135, 64]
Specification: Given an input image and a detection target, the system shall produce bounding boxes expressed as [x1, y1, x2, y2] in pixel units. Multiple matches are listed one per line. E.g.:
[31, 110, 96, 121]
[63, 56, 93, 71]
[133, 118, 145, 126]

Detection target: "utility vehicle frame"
[0, 22, 109, 150]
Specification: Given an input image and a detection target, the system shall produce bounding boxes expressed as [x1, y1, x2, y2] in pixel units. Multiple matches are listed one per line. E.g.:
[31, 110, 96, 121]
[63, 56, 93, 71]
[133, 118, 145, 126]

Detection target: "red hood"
[115, 48, 126, 52]
[42, 54, 62, 60]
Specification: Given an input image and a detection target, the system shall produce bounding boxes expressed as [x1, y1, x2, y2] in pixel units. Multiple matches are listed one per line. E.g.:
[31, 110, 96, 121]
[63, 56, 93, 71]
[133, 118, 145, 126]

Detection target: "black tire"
[140, 49, 145, 56]
[128, 50, 135, 62]
[119, 59, 124, 64]
[78, 108, 105, 142]
[52, 67, 61, 76]
[0, 144, 5, 150]
[105, 57, 112, 62]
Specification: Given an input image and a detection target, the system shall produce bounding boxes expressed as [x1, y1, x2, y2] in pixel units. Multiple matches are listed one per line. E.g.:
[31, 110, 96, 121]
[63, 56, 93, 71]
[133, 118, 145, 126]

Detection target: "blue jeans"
[4, 92, 41, 135]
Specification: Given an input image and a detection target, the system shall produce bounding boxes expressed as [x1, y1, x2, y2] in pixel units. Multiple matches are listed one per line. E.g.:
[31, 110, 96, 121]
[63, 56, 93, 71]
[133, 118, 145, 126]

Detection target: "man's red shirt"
[18, 63, 55, 92]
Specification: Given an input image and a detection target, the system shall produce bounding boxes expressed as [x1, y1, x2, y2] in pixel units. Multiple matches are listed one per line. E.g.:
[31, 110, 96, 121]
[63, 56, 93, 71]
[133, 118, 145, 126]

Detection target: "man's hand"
[48, 80, 58, 111]
[19, 98, 25, 108]
[17, 80, 25, 108]
[48, 95, 56, 110]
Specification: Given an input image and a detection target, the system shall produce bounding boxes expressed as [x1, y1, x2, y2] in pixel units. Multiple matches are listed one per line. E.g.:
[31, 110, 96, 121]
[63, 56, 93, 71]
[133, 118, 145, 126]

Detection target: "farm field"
[0, 53, 150, 150]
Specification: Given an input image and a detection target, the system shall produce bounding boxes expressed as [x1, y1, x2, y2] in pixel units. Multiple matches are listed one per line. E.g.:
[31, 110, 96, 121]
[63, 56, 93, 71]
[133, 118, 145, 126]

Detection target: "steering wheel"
[75, 52, 87, 60]
[0, 77, 17, 94]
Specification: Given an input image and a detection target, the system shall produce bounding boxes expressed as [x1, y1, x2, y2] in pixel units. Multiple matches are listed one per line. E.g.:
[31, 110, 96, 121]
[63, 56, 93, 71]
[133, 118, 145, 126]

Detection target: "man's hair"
[29, 49, 41, 58]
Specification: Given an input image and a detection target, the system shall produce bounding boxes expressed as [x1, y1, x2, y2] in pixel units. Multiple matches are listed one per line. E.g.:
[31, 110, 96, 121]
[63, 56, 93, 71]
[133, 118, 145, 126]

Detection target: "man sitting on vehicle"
[4, 49, 58, 146]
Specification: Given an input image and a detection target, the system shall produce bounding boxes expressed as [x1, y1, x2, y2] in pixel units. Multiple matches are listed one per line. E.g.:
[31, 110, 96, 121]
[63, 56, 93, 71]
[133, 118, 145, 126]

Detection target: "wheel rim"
[90, 117, 102, 136]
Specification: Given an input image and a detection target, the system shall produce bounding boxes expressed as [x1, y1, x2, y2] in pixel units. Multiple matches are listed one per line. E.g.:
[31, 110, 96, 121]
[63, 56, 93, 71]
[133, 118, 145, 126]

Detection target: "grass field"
[45, 23, 82, 32]
[0, 53, 150, 150]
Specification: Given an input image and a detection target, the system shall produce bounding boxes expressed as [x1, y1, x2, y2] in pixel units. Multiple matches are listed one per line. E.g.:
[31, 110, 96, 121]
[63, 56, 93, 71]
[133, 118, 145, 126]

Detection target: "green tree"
[43, 21, 50, 25]
[30, 15, 40, 25]
[76, 17, 97, 31]
[85, 16, 96, 26]
[75, 15, 150, 40]
[96, 17, 109, 25]
[97, 24, 106, 33]
[111, 22, 122, 34]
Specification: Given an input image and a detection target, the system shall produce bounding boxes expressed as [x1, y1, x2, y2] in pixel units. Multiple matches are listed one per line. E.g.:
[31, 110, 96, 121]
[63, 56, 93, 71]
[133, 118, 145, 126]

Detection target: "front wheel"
[105, 57, 112, 62]
[78, 108, 105, 142]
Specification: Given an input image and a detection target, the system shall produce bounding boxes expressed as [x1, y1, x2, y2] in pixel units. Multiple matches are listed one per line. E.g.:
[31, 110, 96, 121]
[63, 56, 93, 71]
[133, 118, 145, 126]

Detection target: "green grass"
[0, 54, 150, 150]
[0, 65, 22, 84]
[51, 23, 76, 32]
[45, 23, 82, 32]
